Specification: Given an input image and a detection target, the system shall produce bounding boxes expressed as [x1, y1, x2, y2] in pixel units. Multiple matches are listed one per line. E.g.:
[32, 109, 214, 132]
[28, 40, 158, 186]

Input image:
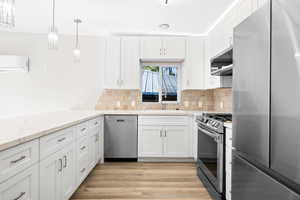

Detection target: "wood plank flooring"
[70, 162, 212, 200]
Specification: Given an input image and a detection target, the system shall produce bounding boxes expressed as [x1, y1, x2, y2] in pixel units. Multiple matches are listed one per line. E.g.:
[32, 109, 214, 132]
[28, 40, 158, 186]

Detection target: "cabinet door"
[183, 37, 205, 90]
[163, 125, 190, 157]
[138, 126, 163, 157]
[40, 151, 62, 200]
[204, 38, 221, 89]
[0, 164, 38, 200]
[61, 145, 76, 200]
[140, 37, 163, 59]
[105, 37, 121, 89]
[163, 37, 186, 59]
[121, 37, 140, 89]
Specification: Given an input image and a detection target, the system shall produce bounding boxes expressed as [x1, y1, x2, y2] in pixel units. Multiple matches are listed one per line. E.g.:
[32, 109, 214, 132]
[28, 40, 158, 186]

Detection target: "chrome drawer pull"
[58, 159, 63, 172]
[57, 137, 66, 142]
[81, 128, 86, 132]
[11, 156, 26, 164]
[80, 168, 86, 173]
[80, 146, 86, 150]
[13, 192, 26, 200]
[63, 156, 67, 168]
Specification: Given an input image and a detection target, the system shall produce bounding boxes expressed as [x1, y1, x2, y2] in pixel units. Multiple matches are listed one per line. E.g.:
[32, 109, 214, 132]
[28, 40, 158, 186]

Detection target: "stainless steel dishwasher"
[104, 115, 138, 160]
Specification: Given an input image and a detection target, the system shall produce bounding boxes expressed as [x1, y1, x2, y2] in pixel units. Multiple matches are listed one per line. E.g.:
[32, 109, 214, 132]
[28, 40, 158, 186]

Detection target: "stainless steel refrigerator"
[233, 0, 300, 199]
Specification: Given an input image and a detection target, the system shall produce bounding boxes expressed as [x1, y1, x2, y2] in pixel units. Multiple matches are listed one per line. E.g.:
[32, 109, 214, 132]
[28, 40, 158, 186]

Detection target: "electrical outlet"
[131, 101, 136, 107]
[220, 101, 224, 109]
[116, 101, 121, 108]
[184, 101, 189, 107]
[198, 101, 203, 108]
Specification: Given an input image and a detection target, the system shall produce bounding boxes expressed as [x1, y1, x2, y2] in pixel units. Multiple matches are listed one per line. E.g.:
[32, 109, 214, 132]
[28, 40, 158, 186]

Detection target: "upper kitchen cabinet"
[105, 37, 121, 89]
[121, 37, 141, 89]
[140, 37, 162, 59]
[104, 36, 140, 90]
[163, 37, 186, 59]
[141, 37, 186, 60]
[182, 37, 205, 90]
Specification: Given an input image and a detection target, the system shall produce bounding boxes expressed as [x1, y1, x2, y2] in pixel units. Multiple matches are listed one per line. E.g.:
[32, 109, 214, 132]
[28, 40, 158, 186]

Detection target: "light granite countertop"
[0, 109, 207, 152]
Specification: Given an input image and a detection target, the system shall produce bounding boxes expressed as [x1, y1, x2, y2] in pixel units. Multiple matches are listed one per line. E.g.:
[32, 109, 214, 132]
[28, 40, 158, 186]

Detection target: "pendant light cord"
[52, 0, 55, 29]
[76, 21, 79, 48]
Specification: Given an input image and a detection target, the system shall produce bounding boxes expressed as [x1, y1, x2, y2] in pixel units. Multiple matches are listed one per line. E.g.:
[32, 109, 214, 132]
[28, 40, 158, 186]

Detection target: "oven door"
[197, 125, 224, 194]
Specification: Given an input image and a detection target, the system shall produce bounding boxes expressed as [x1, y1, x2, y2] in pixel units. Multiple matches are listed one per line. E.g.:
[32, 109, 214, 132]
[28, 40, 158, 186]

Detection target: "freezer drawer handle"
[116, 119, 125, 122]
[13, 192, 26, 200]
[10, 155, 26, 164]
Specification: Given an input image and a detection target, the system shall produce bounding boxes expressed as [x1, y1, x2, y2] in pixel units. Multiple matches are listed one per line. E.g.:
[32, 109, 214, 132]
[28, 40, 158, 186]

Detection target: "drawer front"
[0, 139, 39, 183]
[139, 116, 188, 126]
[40, 127, 74, 159]
[77, 137, 90, 159]
[89, 117, 102, 129]
[77, 156, 89, 185]
[77, 121, 90, 138]
[0, 164, 38, 200]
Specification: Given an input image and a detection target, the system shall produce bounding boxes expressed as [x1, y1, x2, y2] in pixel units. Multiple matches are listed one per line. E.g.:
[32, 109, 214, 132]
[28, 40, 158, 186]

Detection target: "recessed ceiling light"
[159, 24, 170, 29]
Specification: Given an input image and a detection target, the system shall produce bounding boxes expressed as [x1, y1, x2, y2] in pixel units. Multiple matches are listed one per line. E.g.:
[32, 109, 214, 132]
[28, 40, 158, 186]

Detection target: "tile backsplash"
[95, 88, 232, 112]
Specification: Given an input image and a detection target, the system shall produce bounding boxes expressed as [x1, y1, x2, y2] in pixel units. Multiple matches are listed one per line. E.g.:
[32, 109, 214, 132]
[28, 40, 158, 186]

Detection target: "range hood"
[210, 47, 233, 76]
[211, 64, 233, 76]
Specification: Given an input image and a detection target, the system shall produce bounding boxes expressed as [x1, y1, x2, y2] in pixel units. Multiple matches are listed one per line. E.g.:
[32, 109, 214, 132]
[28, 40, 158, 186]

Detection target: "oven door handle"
[197, 126, 218, 140]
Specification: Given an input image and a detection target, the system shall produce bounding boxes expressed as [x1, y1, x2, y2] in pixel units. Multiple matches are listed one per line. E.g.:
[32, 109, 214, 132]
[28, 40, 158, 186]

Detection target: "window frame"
[140, 62, 181, 104]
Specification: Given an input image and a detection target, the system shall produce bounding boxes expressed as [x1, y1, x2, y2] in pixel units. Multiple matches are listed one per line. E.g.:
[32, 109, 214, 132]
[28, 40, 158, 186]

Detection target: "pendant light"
[48, 0, 58, 49]
[0, 0, 15, 28]
[73, 18, 82, 62]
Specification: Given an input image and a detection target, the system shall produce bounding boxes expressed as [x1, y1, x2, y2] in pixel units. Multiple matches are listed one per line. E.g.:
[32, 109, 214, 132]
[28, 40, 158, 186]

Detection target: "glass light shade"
[48, 26, 58, 49]
[73, 48, 81, 62]
[0, 0, 15, 28]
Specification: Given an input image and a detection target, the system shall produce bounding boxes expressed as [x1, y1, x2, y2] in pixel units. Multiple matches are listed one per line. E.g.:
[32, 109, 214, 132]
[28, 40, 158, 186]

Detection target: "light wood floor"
[70, 162, 212, 200]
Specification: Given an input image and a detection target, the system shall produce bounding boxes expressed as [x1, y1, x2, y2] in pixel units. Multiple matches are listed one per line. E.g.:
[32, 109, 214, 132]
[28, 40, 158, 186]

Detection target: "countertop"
[224, 122, 232, 129]
[0, 110, 103, 152]
[0, 109, 207, 152]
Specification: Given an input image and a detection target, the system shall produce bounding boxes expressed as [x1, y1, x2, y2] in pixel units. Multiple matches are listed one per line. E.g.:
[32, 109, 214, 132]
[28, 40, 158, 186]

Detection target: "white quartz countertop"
[224, 122, 232, 129]
[99, 110, 203, 116]
[0, 110, 103, 152]
[0, 109, 206, 152]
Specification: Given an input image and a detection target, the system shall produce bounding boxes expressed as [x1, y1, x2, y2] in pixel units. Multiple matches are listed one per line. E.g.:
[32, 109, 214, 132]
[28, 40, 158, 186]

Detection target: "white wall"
[0, 31, 105, 118]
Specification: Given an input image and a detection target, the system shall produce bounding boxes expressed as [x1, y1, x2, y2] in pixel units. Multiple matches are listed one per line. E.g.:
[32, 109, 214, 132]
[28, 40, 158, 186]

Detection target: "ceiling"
[2, 0, 236, 36]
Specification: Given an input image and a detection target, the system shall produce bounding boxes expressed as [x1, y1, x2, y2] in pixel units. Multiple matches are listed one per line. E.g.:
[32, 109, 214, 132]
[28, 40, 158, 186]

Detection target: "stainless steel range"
[196, 113, 232, 200]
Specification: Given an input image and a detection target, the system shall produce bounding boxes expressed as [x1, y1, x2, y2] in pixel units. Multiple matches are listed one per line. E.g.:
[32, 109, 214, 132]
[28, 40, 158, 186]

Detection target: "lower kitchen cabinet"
[164, 125, 189, 157]
[138, 126, 164, 157]
[40, 144, 76, 200]
[0, 116, 103, 200]
[138, 116, 191, 158]
[0, 164, 39, 200]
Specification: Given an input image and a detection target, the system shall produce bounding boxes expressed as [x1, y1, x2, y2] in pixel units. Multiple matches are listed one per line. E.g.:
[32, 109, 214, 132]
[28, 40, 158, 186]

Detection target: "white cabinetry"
[225, 126, 233, 200]
[138, 126, 164, 157]
[0, 116, 103, 200]
[163, 125, 189, 157]
[40, 144, 76, 200]
[0, 164, 38, 200]
[141, 37, 186, 60]
[105, 37, 121, 89]
[105, 37, 140, 89]
[121, 37, 141, 89]
[183, 37, 205, 90]
[138, 116, 191, 158]
[140, 37, 162, 59]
